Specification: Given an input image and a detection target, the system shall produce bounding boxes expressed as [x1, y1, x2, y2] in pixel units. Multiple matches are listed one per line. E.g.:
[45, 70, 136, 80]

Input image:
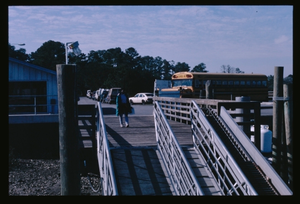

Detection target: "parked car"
[104, 88, 121, 104]
[100, 89, 109, 102]
[86, 90, 92, 98]
[129, 93, 153, 105]
[91, 91, 96, 100]
[95, 89, 101, 101]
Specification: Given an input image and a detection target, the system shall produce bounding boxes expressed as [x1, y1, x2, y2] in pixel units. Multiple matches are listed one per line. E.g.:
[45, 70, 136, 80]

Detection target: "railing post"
[34, 96, 37, 114]
[283, 83, 293, 189]
[56, 64, 80, 195]
[235, 96, 251, 138]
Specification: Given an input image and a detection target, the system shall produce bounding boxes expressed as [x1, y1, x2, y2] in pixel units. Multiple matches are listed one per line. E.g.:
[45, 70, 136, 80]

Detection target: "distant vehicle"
[91, 91, 96, 100]
[154, 79, 172, 96]
[129, 93, 153, 105]
[104, 88, 121, 104]
[86, 90, 92, 98]
[95, 89, 101, 101]
[160, 72, 268, 101]
[100, 89, 109, 102]
[95, 88, 110, 102]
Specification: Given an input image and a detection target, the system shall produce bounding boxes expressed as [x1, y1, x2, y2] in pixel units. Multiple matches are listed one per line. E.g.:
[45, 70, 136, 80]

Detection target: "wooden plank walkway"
[111, 148, 173, 195]
[167, 119, 193, 146]
[104, 115, 194, 148]
[104, 116, 156, 148]
[104, 115, 173, 195]
[183, 147, 222, 195]
[77, 105, 221, 195]
[168, 119, 222, 195]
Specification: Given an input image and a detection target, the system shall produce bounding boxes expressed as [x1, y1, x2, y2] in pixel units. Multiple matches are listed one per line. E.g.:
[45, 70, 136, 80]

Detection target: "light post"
[65, 41, 81, 64]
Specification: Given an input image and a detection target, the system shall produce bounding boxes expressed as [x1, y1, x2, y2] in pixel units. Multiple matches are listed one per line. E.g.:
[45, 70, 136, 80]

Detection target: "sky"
[8, 5, 293, 76]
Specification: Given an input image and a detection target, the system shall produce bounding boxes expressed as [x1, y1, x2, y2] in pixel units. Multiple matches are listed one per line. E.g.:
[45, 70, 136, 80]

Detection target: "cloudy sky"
[8, 5, 293, 76]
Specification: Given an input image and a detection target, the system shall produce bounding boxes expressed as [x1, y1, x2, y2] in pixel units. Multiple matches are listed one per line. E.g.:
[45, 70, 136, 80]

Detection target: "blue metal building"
[9, 57, 58, 115]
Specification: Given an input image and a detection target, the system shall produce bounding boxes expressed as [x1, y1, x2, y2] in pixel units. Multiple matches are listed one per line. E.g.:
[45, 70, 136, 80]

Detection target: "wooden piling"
[272, 66, 284, 175]
[205, 80, 212, 99]
[56, 64, 80, 195]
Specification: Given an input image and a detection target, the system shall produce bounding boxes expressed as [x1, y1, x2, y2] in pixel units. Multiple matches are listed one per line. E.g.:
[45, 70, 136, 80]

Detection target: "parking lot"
[78, 97, 154, 116]
[79, 97, 272, 117]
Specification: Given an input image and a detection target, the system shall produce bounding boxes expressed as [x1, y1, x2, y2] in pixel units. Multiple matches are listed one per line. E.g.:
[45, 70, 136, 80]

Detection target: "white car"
[129, 93, 153, 105]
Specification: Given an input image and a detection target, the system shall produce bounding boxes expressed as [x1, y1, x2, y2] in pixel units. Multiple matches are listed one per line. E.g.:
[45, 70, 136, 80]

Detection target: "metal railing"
[9, 95, 58, 114]
[96, 102, 118, 195]
[190, 100, 257, 195]
[153, 101, 204, 195]
[219, 106, 292, 195]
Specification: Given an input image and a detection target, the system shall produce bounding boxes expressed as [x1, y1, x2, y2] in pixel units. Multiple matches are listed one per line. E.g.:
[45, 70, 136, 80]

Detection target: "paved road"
[78, 97, 153, 116]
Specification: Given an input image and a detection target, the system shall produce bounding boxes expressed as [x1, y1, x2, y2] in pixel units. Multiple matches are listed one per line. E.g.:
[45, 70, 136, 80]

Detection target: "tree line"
[9, 40, 209, 96]
[9, 40, 292, 95]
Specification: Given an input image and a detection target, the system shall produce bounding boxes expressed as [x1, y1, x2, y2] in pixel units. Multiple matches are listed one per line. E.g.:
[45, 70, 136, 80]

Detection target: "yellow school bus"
[161, 72, 268, 101]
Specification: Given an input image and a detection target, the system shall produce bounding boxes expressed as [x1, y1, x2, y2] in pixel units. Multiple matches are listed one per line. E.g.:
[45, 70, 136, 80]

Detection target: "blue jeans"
[119, 113, 129, 126]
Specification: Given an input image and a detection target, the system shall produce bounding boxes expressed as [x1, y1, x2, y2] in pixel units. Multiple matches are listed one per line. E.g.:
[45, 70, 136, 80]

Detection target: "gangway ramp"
[182, 147, 223, 195]
[155, 99, 292, 195]
[154, 101, 223, 195]
[111, 148, 172, 195]
[189, 100, 292, 195]
[167, 120, 223, 195]
[97, 102, 173, 195]
[204, 109, 277, 195]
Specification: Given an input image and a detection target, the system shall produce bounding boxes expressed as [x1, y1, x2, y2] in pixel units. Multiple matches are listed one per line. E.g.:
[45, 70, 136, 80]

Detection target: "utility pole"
[56, 64, 80, 195]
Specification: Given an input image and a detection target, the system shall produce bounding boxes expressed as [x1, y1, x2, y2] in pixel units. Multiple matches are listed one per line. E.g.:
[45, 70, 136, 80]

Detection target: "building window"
[9, 81, 47, 114]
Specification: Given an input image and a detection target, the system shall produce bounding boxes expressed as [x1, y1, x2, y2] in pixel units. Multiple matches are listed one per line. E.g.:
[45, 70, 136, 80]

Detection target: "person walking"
[116, 88, 131, 127]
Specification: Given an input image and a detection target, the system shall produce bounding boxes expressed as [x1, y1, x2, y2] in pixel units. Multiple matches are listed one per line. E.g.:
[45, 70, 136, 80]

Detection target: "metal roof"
[9, 57, 56, 75]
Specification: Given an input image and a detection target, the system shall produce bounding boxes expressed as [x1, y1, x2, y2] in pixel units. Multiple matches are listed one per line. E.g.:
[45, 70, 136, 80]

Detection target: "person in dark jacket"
[116, 88, 131, 127]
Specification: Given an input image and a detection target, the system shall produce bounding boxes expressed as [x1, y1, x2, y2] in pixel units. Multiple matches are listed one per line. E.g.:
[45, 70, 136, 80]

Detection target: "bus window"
[216, 80, 222, 86]
[234, 81, 239, 86]
[262, 81, 267, 87]
[257, 81, 261, 86]
[228, 81, 233, 86]
[222, 81, 227, 86]
[252, 81, 256, 86]
[172, 79, 193, 87]
[246, 81, 251, 86]
[240, 81, 245, 86]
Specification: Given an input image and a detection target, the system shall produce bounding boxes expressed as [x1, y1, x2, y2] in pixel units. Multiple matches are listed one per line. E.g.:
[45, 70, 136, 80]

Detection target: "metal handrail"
[190, 100, 257, 195]
[9, 94, 58, 114]
[219, 106, 292, 195]
[96, 102, 118, 195]
[153, 101, 204, 195]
